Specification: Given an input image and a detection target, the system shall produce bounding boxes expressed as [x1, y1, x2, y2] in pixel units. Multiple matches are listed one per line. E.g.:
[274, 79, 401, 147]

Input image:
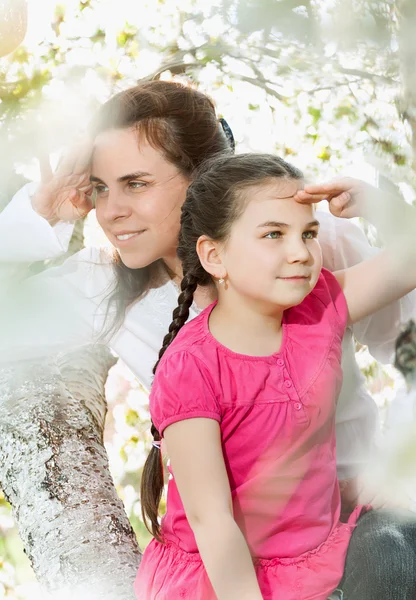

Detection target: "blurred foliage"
[0, 0, 415, 202]
[0, 0, 415, 595]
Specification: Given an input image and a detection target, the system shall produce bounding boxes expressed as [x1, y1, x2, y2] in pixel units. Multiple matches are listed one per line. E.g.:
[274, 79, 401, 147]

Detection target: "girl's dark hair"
[93, 79, 232, 338]
[141, 153, 304, 541]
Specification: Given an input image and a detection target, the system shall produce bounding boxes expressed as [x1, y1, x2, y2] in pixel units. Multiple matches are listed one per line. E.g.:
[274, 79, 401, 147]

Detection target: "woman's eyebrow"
[117, 171, 152, 182]
[90, 175, 104, 184]
[89, 171, 152, 184]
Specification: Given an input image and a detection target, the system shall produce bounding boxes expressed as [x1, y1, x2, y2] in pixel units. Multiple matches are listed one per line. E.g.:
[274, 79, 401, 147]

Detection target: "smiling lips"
[114, 230, 145, 242]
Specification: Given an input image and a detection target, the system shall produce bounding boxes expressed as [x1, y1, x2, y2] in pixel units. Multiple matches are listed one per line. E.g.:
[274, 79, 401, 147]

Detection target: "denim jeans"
[334, 509, 416, 599]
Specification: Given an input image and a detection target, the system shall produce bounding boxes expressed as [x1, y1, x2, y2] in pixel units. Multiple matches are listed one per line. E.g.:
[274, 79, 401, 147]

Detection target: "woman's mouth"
[114, 231, 145, 244]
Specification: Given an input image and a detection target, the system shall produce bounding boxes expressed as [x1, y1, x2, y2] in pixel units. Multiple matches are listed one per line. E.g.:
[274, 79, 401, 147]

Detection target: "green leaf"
[308, 106, 321, 124]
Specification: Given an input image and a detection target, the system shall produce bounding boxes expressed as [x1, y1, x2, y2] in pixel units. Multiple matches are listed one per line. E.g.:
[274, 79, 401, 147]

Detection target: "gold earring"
[218, 277, 225, 284]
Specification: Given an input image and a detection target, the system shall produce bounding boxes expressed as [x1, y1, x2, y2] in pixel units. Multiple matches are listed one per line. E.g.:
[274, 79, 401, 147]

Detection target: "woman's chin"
[118, 251, 156, 270]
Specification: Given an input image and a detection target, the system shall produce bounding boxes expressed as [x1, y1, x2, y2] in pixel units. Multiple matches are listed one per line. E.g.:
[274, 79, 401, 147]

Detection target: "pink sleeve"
[149, 351, 221, 436]
[319, 268, 349, 333]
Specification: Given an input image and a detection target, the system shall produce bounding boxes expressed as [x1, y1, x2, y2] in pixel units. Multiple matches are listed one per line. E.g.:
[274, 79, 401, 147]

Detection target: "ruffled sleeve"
[150, 351, 221, 435]
[0, 183, 75, 263]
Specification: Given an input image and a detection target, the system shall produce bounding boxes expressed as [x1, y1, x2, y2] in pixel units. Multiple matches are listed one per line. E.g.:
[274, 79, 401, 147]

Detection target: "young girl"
[135, 153, 416, 600]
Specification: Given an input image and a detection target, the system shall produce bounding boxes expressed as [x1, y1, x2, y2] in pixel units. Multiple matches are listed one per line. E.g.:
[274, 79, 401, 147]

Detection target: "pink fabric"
[135, 269, 366, 600]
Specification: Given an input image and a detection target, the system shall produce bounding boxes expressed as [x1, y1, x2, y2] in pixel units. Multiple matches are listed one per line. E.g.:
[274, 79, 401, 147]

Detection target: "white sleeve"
[0, 182, 75, 263]
[318, 211, 416, 364]
[0, 246, 117, 364]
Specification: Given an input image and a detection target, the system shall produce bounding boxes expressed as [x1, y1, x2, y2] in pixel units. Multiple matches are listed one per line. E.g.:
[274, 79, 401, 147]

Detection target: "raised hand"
[294, 177, 379, 220]
[31, 138, 94, 224]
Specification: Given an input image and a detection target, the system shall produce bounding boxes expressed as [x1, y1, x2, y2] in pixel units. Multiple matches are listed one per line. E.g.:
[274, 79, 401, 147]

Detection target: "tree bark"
[0, 345, 141, 599]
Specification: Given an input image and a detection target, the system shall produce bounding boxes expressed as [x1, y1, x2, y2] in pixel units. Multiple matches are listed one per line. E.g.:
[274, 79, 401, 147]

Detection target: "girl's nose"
[285, 238, 311, 263]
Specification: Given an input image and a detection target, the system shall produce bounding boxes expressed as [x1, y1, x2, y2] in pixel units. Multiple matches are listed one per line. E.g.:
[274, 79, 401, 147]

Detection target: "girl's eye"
[303, 230, 318, 240]
[264, 231, 282, 239]
[128, 181, 147, 190]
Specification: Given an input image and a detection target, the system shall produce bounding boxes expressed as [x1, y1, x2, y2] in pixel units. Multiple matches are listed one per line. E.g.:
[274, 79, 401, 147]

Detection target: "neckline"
[202, 301, 287, 363]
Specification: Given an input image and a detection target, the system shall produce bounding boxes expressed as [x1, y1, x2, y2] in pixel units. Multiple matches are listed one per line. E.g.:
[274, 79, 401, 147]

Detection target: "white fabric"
[1, 184, 415, 479]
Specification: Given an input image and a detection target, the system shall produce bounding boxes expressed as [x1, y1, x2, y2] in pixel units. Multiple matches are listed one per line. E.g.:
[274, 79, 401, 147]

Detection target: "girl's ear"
[196, 235, 227, 281]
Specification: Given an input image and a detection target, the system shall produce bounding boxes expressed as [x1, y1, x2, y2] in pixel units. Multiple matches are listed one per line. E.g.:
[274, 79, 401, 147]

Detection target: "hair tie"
[219, 117, 235, 153]
[152, 440, 161, 450]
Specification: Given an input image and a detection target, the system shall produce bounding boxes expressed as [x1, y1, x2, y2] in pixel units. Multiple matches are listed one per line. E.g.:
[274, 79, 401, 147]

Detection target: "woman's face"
[91, 127, 190, 270]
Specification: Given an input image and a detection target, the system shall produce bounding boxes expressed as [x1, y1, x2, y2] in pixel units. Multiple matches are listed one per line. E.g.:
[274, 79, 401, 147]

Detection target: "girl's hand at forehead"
[32, 137, 94, 225]
[294, 177, 378, 220]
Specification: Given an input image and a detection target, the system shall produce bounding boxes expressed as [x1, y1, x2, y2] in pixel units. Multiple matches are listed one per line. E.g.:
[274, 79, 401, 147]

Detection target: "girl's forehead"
[239, 179, 314, 223]
[249, 178, 304, 200]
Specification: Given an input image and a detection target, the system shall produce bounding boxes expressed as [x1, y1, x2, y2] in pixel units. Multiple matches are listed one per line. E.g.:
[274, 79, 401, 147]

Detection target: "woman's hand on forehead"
[33, 137, 94, 224]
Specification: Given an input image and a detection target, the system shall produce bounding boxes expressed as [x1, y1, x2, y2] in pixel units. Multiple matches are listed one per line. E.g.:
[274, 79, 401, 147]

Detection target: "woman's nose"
[102, 190, 133, 221]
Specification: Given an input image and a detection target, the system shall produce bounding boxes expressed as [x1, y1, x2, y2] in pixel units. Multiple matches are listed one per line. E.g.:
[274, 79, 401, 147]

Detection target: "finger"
[302, 177, 354, 195]
[294, 190, 329, 203]
[71, 190, 93, 217]
[332, 191, 351, 205]
[39, 153, 53, 183]
[329, 193, 355, 218]
[55, 138, 92, 177]
[330, 191, 352, 212]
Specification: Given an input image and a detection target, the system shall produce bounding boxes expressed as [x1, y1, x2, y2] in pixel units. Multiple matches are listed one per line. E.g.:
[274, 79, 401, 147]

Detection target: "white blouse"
[1, 183, 415, 479]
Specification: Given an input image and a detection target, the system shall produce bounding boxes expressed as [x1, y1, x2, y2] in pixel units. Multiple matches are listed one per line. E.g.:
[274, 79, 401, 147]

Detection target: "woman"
[1, 79, 415, 597]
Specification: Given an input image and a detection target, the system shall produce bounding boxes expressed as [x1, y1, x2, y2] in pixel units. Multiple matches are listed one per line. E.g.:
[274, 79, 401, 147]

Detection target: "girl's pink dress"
[134, 269, 366, 600]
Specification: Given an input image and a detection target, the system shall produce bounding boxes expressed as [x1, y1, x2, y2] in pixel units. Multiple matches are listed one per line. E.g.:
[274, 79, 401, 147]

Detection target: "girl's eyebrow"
[257, 220, 320, 228]
[89, 171, 152, 184]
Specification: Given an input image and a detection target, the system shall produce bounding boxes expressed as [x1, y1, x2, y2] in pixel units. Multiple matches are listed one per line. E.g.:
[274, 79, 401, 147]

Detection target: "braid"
[152, 271, 199, 374]
[141, 270, 199, 542]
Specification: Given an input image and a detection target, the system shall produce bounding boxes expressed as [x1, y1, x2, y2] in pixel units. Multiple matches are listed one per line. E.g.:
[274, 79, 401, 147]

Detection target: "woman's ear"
[196, 235, 227, 281]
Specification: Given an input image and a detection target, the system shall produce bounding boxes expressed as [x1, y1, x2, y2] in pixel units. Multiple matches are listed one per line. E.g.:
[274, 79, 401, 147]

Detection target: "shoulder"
[150, 344, 220, 435]
[162, 305, 210, 359]
[311, 268, 348, 329]
[152, 308, 214, 389]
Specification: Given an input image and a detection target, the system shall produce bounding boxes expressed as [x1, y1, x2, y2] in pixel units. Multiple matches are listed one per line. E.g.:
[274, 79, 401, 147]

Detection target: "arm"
[296, 179, 416, 326]
[0, 246, 115, 364]
[319, 212, 416, 362]
[0, 139, 93, 275]
[164, 418, 263, 600]
[0, 183, 75, 263]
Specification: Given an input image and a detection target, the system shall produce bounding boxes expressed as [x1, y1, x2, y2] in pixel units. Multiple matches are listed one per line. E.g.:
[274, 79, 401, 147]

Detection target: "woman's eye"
[128, 181, 147, 190]
[264, 231, 282, 239]
[94, 184, 108, 195]
[303, 230, 318, 240]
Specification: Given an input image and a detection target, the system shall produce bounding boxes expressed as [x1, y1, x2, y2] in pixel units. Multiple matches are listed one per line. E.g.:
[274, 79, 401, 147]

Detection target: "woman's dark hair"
[141, 153, 304, 541]
[93, 79, 233, 338]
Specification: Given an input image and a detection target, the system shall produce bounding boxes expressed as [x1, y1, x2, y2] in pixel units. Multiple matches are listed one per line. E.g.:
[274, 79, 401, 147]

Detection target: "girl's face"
[217, 179, 322, 311]
[91, 127, 190, 270]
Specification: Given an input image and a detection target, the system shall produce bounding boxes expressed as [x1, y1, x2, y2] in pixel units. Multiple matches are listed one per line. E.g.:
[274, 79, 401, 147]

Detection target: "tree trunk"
[0, 345, 141, 600]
